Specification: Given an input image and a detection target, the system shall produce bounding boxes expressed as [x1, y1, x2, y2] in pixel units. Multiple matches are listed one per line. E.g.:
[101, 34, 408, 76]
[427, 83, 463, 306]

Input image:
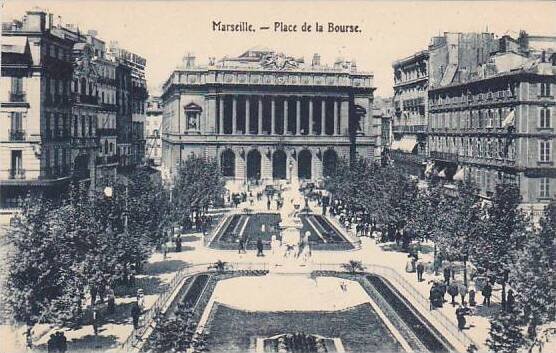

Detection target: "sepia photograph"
[0, 1, 555, 352]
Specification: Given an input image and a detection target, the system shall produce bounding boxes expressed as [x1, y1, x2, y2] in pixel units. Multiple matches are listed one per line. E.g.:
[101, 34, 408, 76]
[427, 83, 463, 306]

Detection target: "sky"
[3, 1, 556, 97]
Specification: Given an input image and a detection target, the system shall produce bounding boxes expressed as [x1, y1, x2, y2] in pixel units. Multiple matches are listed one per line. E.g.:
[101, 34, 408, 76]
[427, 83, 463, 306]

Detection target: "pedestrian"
[506, 289, 515, 312]
[92, 306, 100, 336]
[137, 288, 145, 312]
[238, 238, 244, 254]
[131, 301, 141, 329]
[482, 282, 492, 307]
[56, 331, 67, 353]
[175, 234, 182, 252]
[90, 286, 98, 307]
[106, 286, 115, 315]
[267, 198, 271, 210]
[256, 238, 264, 257]
[443, 265, 451, 285]
[468, 289, 476, 306]
[456, 305, 467, 330]
[459, 283, 468, 305]
[47, 334, 56, 353]
[416, 261, 425, 282]
[447, 283, 459, 306]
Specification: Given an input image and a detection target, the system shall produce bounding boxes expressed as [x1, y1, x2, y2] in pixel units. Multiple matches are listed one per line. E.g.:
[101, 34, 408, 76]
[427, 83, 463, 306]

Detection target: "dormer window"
[184, 103, 202, 131]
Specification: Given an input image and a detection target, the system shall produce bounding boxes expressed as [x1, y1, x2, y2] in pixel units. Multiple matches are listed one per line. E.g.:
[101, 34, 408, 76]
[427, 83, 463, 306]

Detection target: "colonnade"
[213, 95, 349, 136]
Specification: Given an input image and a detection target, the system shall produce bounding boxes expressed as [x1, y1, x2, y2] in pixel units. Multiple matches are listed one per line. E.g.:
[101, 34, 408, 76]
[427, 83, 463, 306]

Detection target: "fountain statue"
[279, 197, 303, 254]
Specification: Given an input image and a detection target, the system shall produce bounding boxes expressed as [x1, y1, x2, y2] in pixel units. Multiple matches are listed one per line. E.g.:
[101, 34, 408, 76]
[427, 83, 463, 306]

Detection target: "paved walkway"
[3, 181, 497, 352]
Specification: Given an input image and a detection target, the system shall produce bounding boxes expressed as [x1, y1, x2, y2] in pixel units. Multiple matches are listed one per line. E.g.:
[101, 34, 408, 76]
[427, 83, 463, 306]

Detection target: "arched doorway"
[221, 149, 235, 177]
[323, 149, 338, 177]
[272, 150, 287, 179]
[247, 149, 261, 180]
[73, 154, 90, 180]
[298, 149, 312, 180]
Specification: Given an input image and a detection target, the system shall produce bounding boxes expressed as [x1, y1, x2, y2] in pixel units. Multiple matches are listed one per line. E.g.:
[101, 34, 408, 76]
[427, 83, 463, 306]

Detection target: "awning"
[502, 110, 515, 128]
[453, 166, 465, 181]
[438, 169, 447, 178]
[391, 137, 417, 153]
[1, 36, 28, 54]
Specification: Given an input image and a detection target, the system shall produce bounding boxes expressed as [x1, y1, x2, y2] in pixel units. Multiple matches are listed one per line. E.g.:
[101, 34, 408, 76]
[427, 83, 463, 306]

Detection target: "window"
[540, 82, 551, 97]
[540, 107, 551, 128]
[539, 140, 551, 162]
[104, 140, 109, 154]
[539, 178, 550, 198]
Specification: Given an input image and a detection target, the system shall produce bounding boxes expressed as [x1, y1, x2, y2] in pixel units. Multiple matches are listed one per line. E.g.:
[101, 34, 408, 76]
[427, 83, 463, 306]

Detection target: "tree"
[473, 184, 528, 309]
[173, 155, 226, 223]
[4, 194, 82, 340]
[486, 309, 525, 353]
[435, 182, 484, 286]
[511, 201, 556, 345]
[341, 260, 366, 274]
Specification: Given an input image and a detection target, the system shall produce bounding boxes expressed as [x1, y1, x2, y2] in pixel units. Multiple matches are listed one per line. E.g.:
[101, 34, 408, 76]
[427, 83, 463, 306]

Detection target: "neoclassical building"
[161, 48, 378, 182]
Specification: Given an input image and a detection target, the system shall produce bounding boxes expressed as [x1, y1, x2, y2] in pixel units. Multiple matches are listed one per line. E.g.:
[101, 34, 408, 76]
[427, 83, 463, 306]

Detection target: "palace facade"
[161, 48, 378, 182]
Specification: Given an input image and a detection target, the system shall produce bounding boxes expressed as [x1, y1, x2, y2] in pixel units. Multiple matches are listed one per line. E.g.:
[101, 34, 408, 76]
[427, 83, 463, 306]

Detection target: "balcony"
[8, 129, 25, 141]
[430, 151, 459, 162]
[392, 125, 427, 133]
[8, 169, 26, 179]
[96, 155, 120, 165]
[9, 91, 26, 103]
[72, 94, 98, 105]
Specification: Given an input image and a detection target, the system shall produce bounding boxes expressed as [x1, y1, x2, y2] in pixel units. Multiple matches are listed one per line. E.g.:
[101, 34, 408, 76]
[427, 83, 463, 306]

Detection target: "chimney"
[541, 50, 546, 63]
[312, 53, 320, 67]
[48, 13, 53, 29]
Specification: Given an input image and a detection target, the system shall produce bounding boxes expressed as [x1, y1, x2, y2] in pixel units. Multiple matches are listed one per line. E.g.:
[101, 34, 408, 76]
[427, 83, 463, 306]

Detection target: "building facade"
[0, 9, 148, 220]
[161, 49, 377, 182]
[109, 42, 148, 171]
[428, 52, 556, 212]
[1, 11, 75, 215]
[391, 50, 429, 176]
[391, 32, 502, 177]
[145, 96, 162, 166]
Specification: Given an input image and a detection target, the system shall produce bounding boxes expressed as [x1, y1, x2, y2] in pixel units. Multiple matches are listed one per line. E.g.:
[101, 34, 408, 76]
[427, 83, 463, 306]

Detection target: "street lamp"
[288, 160, 293, 184]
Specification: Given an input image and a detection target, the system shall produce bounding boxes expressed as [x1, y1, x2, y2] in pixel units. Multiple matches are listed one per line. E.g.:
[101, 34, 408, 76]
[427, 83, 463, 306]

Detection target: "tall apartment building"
[145, 96, 162, 166]
[0, 9, 147, 220]
[428, 50, 555, 214]
[1, 10, 75, 217]
[391, 32, 499, 177]
[109, 42, 148, 171]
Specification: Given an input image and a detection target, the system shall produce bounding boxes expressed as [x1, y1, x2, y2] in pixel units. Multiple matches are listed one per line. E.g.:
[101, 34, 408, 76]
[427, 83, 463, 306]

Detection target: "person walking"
[482, 282, 492, 307]
[92, 305, 100, 336]
[256, 238, 264, 257]
[443, 265, 451, 285]
[131, 301, 141, 330]
[506, 289, 515, 312]
[267, 198, 271, 210]
[106, 286, 115, 315]
[447, 283, 459, 306]
[416, 261, 425, 282]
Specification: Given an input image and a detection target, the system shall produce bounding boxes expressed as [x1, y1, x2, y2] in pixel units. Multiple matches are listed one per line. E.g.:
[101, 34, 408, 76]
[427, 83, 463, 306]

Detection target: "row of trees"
[326, 158, 555, 352]
[2, 156, 227, 343]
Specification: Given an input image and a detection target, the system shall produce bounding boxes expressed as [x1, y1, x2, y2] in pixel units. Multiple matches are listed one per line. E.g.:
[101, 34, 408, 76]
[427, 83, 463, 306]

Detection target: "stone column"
[321, 99, 326, 135]
[219, 95, 224, 134]
[283, 98, 288, 135]
[296, 98, 301, 136]
[308, 98, 314, 135]
[271, 97, 276, 135]
[340, 99, 349, 135]
[333, 99, 339, 136]
[245, 97, 250, 134]
[232, 96, 237, 134]
[258, 96, 263, 135]
[208, 95, 216, 133]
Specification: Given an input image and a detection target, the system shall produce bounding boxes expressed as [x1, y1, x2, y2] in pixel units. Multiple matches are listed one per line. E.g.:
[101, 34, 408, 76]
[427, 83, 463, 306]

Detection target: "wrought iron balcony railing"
[8, 168, 25, 179]
[9, 129, 25, 141]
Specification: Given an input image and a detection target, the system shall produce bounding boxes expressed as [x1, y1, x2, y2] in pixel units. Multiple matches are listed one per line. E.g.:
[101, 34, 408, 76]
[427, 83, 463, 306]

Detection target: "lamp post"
[288, 160, 293, 184]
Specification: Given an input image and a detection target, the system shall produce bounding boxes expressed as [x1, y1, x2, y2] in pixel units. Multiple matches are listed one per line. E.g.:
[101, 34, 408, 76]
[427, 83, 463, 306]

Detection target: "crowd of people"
[273, 333, 328, 353]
